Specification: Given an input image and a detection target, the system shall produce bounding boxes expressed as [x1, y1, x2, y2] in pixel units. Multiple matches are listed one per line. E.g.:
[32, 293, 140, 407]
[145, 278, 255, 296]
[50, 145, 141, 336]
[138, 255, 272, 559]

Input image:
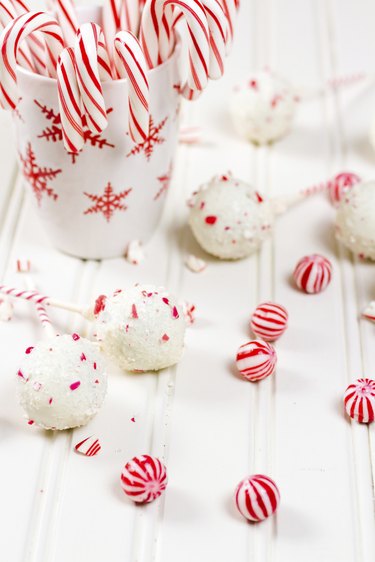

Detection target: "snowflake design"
[83, 182, 132, 222]
[154, 164, 173, 201]
[19, 143, 61, 205]
[34, 100, 115, 164]
[127, 115, 168, 161]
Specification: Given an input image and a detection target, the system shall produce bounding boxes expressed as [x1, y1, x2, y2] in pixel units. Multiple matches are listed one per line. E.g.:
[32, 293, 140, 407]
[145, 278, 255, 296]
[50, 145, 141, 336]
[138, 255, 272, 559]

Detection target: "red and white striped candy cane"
[201, 0, 227, 79]
[57, 47, 84, 154]
[50, 0, 79, 47]
[75, 22, 113, 134]
[114, 30, 149, 143]
[219, 0, 237, 52]
[140, 0, 210, 91]
[102, 0, 122, 64]
[0, 11, 64, 110]
[9, 0, 49, 75]
[0, 1, 35, 72]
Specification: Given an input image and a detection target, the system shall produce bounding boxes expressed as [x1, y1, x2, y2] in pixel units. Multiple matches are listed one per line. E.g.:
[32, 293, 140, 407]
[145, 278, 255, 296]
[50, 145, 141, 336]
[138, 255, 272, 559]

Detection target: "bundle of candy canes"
[0, 0, 239, 154]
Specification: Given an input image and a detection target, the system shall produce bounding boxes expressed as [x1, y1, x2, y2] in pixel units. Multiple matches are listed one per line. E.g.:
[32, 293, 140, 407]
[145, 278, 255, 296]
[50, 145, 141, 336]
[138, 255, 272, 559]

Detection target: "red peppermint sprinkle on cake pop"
[120, 455, 168, 503]
[236, 340, 277, 382]
[344, 378, 375, 423]
[235, 474, 280, 522]
[250, 302, 288, 341]
[293, 254, 332, 294]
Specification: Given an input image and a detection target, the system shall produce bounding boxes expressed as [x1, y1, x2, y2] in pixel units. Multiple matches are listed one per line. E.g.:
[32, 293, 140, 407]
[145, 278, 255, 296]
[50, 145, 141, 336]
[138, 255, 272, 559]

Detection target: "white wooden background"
[1, 0, 375, 560]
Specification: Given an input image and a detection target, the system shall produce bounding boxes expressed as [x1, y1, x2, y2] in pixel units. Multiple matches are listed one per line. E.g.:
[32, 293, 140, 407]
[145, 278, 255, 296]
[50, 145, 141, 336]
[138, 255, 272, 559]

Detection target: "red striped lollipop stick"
[0, 11, 64, 110]
[75, 22, 113, 134]
[57, 47, 85, 154]
[114, 31, 150, 143]
[140, 0, 210, 91]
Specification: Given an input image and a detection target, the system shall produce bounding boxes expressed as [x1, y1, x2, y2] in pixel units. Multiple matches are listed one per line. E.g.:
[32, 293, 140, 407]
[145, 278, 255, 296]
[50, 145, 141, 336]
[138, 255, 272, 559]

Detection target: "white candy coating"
[17, 334, 107, 430]
[188, 175, 275, 259]
[335, 181, 375, 260]
[93, 285, 186, 372]
[230, 70, 297, 145]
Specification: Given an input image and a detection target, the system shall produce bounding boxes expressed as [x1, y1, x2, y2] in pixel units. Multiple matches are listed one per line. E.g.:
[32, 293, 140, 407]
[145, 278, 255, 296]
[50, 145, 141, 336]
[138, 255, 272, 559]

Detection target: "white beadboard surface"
[1, 1, 375, 561]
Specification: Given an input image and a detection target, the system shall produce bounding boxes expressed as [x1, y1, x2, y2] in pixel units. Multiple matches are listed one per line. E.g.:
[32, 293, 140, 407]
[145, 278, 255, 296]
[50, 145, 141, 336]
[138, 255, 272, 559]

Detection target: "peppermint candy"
[74, 435, 101, 456]
[293, 254, 332, 294]
[120, 455, 168, 503]
[236, 339, 277, 382]
[250, 302, 288, 341]
[344, 378, 375, 423]
[328, 172, 361, 206]
[235, 474, 280, 522]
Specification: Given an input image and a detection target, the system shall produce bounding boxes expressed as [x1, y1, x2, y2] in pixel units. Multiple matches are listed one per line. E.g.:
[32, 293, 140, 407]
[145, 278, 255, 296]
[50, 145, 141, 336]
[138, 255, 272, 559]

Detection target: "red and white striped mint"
[235, 474, 280, 522]
[236, 339, 277, 382]
[328, 172, 361, 206]
[344, 378, 375, 423]
[74, 435, 101, 456]
[293, 254, 332, 294]
[250, 301, 288, 341]
[121, 455, 168, 503]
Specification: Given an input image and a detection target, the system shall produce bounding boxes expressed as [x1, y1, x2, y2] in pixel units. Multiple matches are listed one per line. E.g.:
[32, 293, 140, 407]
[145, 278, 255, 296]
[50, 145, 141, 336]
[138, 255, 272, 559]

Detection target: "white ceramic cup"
[13, 6, 181, 259]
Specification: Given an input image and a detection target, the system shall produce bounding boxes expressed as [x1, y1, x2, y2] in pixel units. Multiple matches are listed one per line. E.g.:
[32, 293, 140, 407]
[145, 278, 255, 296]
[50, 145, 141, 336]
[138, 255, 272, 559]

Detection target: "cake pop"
[230, 69, 298, 145]
[335, 181, 375, 260]
[188, 173, 316, 260]
[0, 283, 186, 372]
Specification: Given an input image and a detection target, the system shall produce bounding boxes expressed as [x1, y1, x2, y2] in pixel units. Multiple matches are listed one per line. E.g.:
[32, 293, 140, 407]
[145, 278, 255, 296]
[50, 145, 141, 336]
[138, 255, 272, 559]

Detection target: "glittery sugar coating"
[17, 334, 107, 430]
[93, 284, 186, 372]
[188, 175, 275, 259]
[335, 181, 375, 260]
[230, 70, 297, 145]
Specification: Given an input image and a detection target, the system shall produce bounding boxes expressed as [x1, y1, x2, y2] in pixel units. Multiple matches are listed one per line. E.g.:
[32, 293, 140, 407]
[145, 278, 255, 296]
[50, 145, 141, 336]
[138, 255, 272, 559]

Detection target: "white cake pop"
[188, 174, 275, 259]
[93, 284, 186, 372]
[230, 70, 298, 145]
[335, 181, 375, 259]
[17, 333, 107, 430]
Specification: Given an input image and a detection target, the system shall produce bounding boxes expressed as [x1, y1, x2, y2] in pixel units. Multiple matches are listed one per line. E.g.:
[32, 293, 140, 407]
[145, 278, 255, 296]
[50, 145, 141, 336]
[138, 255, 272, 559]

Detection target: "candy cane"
[50, 0, 79, 47]
[8, 0, 49, 75]
[0, 11, 64, 110]
[201, 0, 227, 79]
[57, 47, 84, 154]
[219, 0, 237, 51]
[140, 0, 210, 91]
[0, 1, 35, 72]
[114, 30, 149, 142]
[74, 22, 113, 134]
[102, 0, 122, 63]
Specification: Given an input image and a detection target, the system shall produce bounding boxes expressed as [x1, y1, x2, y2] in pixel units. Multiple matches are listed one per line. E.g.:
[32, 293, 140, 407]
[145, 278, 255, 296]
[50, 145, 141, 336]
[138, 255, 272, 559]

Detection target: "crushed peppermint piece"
[17, 370, 25, 379]
[126, 240, 145, 265]
[94, 294, 107, 315]
[185, 254, 207, 273]
[162, 333, 170, 342]
[182, 302, 196, 325]
[80, 353, 86, 361]
[205, 215, 217, 225]
[172, 306, 179, 319]
[25, 347, 34, 354]
[162, 297, 170, 305]
[49, 398, 53, 405]
[131, 417, 136, 422]
[70, 381, 81, 391]
[131, 304, 138, 319]
[27, 420, 34, 425]
[93, 362, 97, 370]
[72, 333, 80, 341]
[74, 435, 101, 457]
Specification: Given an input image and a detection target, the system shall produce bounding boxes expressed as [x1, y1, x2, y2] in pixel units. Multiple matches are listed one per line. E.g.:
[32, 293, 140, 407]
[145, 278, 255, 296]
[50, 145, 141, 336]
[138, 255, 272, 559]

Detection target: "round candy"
[120, 455, 168, 503]
[236, 339, 277, 382]
[293, 254, 332, 294]
[235, 474, 280, 522]
[335, 181, 375, 260]
[93, 284, 186, 372]
[344, 378, 375, 423]
[230, 70, 297, 145]
[188, 174, 275, 260]
[17, 334, 107, 430]
[328, 172, 361, 206]
[250, 302, 288, 341]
